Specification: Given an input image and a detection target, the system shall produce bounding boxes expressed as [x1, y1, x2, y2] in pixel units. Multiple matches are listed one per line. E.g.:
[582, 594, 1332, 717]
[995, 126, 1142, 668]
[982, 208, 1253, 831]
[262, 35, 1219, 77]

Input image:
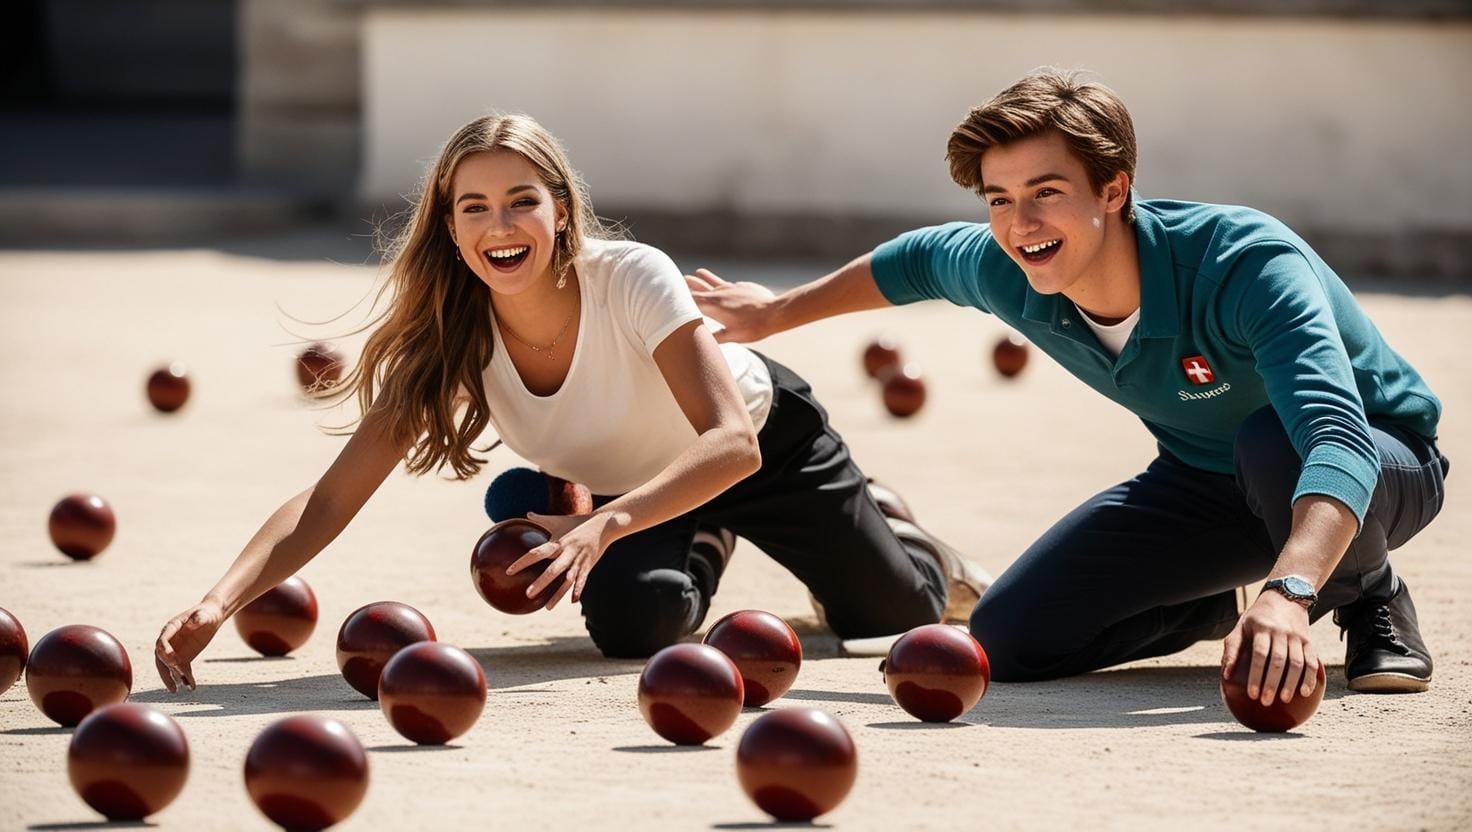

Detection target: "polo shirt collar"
[1017, 203, 1179, 338]
[1133, 204, 1180, 339]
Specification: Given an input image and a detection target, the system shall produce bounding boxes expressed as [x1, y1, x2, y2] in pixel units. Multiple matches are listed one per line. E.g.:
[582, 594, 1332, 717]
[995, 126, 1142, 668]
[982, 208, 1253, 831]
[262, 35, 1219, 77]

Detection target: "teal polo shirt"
[870, 198, 1441, 523]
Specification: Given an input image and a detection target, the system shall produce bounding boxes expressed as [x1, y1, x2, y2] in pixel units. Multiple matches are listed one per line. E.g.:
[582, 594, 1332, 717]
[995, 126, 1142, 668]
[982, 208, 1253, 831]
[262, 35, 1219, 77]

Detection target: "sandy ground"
[1, 244, 1469, 831]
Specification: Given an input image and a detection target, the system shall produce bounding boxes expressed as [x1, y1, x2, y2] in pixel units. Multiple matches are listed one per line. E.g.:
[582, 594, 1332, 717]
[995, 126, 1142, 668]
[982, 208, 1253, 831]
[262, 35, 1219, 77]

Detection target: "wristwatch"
[1262, 575, 1318, 609]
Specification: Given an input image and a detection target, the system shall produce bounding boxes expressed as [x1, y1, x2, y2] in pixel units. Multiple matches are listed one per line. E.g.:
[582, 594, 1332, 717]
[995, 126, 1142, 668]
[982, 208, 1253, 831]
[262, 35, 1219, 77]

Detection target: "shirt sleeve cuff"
[1293, 462, 1375, 527]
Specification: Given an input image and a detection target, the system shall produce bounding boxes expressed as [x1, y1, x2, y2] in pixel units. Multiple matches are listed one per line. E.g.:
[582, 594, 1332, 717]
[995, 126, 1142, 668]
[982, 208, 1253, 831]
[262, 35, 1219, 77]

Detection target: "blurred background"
[1, 0, 1469, 279]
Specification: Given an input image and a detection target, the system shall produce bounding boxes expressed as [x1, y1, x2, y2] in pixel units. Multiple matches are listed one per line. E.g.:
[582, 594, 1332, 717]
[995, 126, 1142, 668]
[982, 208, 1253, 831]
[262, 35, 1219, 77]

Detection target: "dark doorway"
[0, 0, 238, 187]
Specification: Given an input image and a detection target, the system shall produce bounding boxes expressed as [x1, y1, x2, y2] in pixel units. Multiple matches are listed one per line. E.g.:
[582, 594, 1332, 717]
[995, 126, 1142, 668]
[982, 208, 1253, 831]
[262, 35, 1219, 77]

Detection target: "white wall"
[362, 11, 1472, 234]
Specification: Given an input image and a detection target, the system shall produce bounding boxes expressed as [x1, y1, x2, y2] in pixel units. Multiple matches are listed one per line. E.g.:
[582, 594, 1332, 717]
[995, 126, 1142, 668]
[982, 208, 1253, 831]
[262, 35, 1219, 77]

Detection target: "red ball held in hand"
[1220, 652, 1327, 733]
[470, 519, 558, 615]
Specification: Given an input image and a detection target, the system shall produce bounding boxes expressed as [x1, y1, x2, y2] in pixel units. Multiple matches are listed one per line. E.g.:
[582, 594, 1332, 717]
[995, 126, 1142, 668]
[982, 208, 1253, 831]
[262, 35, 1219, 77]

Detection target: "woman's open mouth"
[1018, 239, 1061, 266]
[484, 245, 531, 272]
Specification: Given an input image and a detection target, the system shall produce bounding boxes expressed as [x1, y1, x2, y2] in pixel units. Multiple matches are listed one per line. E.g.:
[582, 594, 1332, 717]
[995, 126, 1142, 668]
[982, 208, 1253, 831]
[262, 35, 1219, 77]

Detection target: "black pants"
[577, 355, 946, 658]
[970, 406, 1449, 682]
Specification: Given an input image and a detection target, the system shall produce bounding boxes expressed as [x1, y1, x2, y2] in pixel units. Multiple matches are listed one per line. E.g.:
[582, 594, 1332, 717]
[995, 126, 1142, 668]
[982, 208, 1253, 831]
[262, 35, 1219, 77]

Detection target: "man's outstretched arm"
[685, 253, 893, 344]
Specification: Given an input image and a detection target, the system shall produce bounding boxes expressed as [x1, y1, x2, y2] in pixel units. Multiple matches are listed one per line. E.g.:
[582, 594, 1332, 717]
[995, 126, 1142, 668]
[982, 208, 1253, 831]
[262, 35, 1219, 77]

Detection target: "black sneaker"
[1333, 578, 1433, 693]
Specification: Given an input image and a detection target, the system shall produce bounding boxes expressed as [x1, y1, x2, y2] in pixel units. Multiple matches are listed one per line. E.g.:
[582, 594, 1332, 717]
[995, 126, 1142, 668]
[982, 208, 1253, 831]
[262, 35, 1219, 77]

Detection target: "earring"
[454, 248, 463, 261]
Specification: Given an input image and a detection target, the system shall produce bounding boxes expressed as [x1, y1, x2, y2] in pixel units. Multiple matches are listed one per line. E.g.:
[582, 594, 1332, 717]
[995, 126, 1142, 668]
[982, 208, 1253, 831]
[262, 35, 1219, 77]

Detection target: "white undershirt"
[1075, 303, 1141, 358]
[481, 238, 773, 496]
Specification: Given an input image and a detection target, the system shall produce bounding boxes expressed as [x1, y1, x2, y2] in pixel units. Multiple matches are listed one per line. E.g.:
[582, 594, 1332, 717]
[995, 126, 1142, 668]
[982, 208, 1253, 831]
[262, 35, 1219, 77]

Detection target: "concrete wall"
[237, 0, 362, 191]
[358, 10, 1472, 272]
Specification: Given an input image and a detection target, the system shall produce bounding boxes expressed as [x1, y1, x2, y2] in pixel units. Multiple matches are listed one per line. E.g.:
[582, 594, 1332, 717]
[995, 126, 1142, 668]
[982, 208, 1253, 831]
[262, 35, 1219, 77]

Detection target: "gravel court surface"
[1, 245, 1469, 830]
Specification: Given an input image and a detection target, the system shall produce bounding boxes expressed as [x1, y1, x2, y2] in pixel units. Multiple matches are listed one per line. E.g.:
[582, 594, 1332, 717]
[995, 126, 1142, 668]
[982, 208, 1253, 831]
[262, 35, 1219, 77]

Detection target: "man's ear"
[1103, 171, 1131, 214]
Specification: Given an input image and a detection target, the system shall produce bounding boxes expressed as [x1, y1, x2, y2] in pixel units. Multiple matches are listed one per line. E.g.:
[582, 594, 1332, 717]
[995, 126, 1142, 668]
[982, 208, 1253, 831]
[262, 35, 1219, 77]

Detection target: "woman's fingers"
[507, 542, 560, 576]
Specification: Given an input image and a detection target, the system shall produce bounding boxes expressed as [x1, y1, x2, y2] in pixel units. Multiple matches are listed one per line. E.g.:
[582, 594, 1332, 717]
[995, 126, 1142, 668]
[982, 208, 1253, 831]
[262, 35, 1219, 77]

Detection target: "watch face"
[1281, 576, 1315, 597]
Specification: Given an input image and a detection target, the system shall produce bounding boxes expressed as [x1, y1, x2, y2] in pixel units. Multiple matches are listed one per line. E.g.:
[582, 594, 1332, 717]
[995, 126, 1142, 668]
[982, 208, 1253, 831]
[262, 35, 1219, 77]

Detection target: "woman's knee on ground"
[581, 569, 702, 659]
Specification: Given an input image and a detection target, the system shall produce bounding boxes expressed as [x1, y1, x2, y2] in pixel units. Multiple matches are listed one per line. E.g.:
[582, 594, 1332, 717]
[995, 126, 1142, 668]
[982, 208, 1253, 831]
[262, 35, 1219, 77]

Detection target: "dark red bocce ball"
[992, 333, 1030, 379]
[736, 708, 858, 822]
[878, 363, 927, 418]
[470, 519, 558, 615]
[235, 576, 318, 657]
[702, 610, 802, 707]
[68, 703, 189, 821]
[48, 493, 116, 561]
[336, 601, 437, 699]
[546, 474, 594, 515]
[1221, 653, 1327, 733]
[377, 642, 487, 745]
[883, 624, 990, 723]
[862, 336, 902, 379]
[637, 643, 744, 745]
[296, 342, 346, 393]
[25, 624, 132, 727]
[0, 606, 27, 696]
[145, 363, 191, 413]
[245, 715, 368, 831]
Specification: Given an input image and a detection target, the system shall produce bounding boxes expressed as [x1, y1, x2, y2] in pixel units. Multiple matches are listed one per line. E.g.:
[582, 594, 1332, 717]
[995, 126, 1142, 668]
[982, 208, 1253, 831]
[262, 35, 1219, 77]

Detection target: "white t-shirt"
[1075, 303, 1141, 358]
[482, 238, 773, 496]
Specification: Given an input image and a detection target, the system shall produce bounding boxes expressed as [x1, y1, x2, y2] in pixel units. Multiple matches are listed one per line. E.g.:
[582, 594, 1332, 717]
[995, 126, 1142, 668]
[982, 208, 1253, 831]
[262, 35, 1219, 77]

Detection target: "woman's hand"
[505, 512, 620, 610]
[154, 600, 225, 692]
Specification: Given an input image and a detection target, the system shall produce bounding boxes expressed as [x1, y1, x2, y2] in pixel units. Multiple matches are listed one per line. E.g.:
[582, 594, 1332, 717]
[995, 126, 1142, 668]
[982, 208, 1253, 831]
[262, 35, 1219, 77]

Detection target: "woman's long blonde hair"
[337, 114, 606, 479]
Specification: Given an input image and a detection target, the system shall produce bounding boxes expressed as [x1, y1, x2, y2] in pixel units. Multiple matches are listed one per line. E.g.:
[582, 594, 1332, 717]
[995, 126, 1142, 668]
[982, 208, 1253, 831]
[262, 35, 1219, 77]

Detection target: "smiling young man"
[687, 69, 1449, 703]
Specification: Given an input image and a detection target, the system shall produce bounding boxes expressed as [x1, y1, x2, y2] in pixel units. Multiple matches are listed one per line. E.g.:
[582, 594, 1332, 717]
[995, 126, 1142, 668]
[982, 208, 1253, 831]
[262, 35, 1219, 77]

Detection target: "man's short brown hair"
[947, 69, 1138, 222]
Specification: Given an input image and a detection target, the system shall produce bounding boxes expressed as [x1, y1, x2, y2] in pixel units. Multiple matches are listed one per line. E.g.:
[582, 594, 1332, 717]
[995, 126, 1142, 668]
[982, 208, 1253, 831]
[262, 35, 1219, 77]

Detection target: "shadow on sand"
[711, 823, 833, 830]
[129, 636, 639, 718]
[790, 664, 1348, 732]
[28, 822, 153, 831]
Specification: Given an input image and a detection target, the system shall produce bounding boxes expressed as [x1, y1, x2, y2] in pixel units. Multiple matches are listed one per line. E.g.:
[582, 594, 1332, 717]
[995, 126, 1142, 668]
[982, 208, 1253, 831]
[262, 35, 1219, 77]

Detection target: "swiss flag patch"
[1181, 355, 1215, 385]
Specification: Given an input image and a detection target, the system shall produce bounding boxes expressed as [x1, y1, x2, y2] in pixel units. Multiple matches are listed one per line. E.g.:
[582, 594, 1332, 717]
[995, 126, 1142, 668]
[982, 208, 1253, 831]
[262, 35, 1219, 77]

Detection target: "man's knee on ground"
[969, 594, 1071, 683]
[582, 569, 699, 659]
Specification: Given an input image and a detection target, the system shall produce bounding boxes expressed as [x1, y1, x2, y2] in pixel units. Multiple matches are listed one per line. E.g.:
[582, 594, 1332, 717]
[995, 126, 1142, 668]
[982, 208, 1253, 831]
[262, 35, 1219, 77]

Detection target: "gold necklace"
[496, 298, 579, 360]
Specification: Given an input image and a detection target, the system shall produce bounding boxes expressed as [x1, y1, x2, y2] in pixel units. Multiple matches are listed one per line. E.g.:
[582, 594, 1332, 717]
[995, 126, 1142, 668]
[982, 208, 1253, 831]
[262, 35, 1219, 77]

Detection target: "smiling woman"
[150, 113, 990, 686]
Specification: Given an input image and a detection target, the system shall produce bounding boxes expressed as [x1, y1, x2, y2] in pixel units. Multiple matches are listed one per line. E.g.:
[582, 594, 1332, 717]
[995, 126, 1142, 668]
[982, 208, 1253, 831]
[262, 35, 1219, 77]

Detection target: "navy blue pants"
[970, 407, 1449, 682]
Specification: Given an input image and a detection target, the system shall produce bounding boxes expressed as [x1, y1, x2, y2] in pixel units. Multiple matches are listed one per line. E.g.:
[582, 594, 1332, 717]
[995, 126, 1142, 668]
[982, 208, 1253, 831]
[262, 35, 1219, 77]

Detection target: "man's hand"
[685, 269, 778, 344]
[1221, 590, 1322, 706]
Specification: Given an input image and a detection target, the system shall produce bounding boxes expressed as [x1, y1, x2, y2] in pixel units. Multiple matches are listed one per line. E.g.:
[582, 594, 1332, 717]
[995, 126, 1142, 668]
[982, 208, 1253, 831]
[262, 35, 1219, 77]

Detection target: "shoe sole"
[888, 519, 992, 623]
[1347, 672, 1431, 693]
